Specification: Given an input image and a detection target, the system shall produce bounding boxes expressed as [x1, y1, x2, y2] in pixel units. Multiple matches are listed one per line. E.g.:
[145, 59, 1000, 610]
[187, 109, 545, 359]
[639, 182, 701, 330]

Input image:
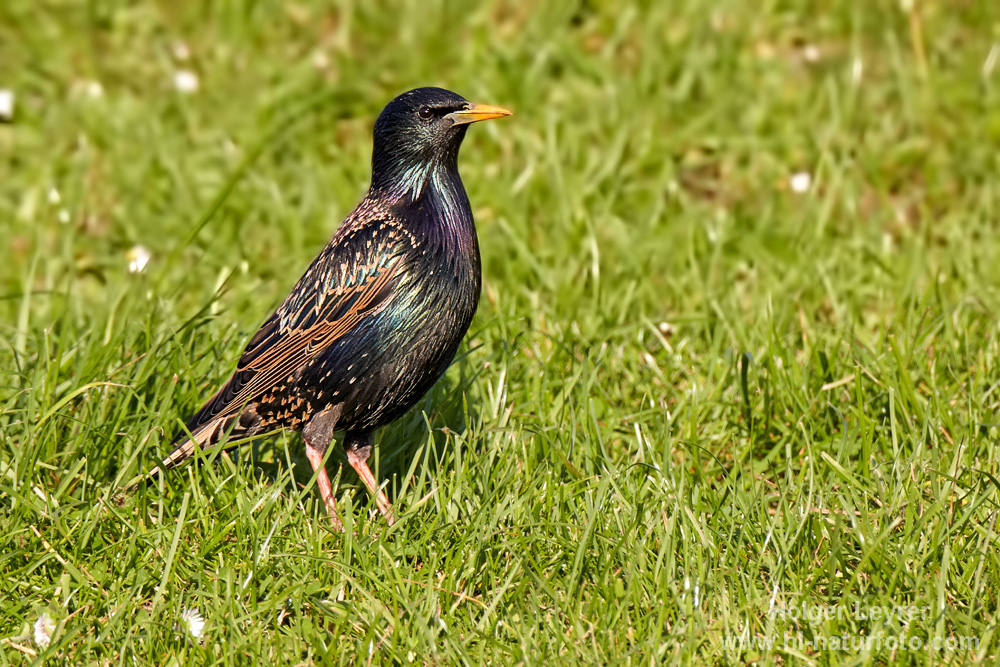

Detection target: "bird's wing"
[182, 218, 409, 435]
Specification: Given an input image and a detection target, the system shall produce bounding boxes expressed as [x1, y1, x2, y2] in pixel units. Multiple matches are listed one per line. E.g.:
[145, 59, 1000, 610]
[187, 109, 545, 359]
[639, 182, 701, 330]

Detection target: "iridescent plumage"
[151, 88, 511, 528]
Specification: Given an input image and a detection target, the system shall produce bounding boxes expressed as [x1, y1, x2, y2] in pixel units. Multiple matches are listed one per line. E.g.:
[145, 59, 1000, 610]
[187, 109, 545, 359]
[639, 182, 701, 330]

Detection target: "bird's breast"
[298, 193, 481, 433]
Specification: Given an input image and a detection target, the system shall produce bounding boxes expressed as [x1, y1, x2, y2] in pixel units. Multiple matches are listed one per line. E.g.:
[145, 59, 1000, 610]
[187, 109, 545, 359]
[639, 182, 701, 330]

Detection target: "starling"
[150, 87, 511, 529]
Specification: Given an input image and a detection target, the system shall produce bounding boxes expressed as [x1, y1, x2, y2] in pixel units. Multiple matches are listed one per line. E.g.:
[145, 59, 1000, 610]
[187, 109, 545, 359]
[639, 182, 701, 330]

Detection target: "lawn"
[2, 0, 999, 664]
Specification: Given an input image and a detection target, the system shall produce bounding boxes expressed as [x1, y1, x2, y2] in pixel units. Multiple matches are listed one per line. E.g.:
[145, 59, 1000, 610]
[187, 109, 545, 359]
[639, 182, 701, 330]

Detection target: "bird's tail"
[124, 410, 246, 490]
[148, 421, 221, 478]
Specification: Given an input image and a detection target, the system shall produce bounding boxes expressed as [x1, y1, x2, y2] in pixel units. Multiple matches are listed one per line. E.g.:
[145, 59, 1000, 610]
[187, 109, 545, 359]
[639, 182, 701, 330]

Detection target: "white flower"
[0, 89, 14, 122]
[312, 51, 331, 70]
[173, 70, 199, 93]
[47, 187, 61, 205]
[789, 171, 812, 193]
[127, 245, 151, 273]
[179, 607, 205, 641]
[34, 612, 55, 649]
[172, 42, 191, 61]
[71, 80, 105, 99]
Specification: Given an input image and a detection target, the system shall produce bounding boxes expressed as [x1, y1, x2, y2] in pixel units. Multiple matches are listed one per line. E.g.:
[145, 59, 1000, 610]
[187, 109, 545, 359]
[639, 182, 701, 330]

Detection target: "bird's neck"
[368, 162, 479, 282]
[372, 161, 472, 229]
[372, 156, 448, 200]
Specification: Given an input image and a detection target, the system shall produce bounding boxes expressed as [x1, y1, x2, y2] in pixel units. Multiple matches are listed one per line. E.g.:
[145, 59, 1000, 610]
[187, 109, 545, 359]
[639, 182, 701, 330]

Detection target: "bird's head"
[370, 87, 511, 199]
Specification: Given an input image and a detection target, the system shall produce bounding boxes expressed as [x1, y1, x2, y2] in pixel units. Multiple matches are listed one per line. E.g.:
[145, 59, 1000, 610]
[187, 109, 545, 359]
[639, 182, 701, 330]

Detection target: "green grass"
[2, 0, 1000, 664]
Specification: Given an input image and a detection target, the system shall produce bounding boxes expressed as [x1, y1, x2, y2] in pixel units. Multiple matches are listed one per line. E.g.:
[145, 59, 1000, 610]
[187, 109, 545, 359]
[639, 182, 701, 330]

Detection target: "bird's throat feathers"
[393, 160, 440, 202]
[373, 147, 461, 202]
[373, 159, 473, 236]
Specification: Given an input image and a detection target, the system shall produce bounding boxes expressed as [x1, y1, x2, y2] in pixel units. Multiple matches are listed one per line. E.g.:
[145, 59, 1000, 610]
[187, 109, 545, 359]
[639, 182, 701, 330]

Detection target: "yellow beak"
[446, 103, 513, 126]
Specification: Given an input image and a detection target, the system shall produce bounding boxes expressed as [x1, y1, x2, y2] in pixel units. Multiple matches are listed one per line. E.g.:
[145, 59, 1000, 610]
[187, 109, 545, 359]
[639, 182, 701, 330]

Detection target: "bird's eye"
[418, 106, 434, 120]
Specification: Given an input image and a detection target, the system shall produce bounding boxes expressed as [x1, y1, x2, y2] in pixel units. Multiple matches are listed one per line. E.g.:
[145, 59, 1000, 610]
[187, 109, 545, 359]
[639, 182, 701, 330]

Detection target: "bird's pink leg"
[346, 448, 395, 525]
[303, 405, 344, 530]
[305, 441, 343, 531]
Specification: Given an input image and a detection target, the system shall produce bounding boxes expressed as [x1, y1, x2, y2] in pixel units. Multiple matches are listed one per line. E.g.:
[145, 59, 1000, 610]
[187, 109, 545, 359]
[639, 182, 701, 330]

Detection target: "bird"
[146, 87, 511, 530]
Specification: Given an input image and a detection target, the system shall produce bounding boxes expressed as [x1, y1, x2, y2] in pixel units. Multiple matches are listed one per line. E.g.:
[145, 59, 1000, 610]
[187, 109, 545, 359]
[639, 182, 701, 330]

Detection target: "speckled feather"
[156, 88, 492, 476]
